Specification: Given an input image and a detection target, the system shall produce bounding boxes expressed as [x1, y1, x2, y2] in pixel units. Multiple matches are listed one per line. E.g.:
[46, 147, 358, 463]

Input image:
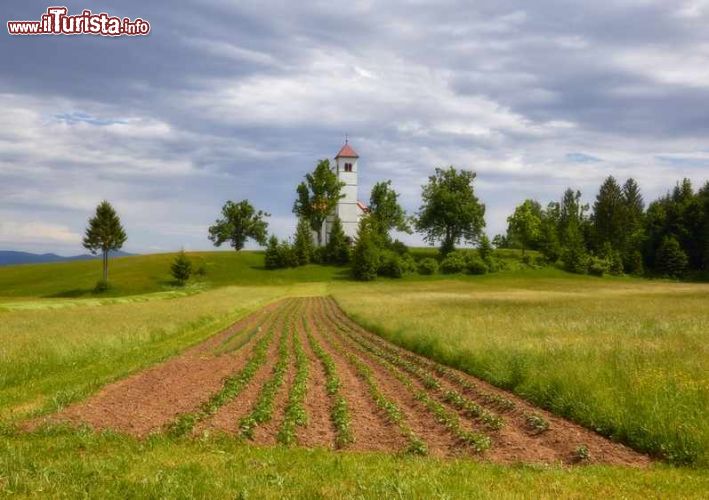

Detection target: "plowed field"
[42, 297, 649, 466]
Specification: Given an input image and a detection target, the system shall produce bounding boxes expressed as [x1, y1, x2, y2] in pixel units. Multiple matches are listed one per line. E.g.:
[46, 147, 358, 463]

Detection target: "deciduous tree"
[208, 200, 269, 251]
[415, 167, 486, 255]
[293, 160, 344, 246]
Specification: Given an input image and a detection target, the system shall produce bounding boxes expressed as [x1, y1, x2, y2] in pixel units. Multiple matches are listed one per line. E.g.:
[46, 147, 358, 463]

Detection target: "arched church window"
[344, 163, 353, 172]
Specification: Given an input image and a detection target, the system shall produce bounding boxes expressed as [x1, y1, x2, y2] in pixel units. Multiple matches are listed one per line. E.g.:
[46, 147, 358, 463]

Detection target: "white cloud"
[0, 220, 81, 245]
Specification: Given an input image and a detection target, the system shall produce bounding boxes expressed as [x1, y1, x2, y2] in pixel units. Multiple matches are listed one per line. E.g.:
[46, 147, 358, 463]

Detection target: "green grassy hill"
[0, 248, 539, 299]
[0, 251, 346, 298]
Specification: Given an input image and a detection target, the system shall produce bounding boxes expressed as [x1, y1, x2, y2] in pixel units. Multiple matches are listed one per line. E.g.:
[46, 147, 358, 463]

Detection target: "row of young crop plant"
[239, 302, 294, 439]
[318, 306, 491, 453]
[320, 302, 503, 432]
[325, 299, 516, 416]
[167, 301, 290, 437]
[313, 308, 428, 455]
[303, 313, 354, 448]
[277, 318, 309, 445]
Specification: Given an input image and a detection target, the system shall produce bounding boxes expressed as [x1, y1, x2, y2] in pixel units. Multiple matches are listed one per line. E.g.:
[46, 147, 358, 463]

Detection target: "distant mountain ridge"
[0, 250, 135, 266]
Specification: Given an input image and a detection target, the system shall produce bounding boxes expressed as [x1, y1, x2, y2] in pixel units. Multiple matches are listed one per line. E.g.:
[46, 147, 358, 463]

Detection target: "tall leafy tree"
[82, 200, 127, 284]
[293, 159, 344, 246]
[415, 167, 486, 254]
[369, 180, 411, 243]
[208, 200, 269, 251]
[506, 199, 542, 256]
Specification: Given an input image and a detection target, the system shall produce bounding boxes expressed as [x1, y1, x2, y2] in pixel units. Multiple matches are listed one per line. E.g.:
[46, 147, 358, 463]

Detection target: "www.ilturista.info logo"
[7, 7, 150, 36]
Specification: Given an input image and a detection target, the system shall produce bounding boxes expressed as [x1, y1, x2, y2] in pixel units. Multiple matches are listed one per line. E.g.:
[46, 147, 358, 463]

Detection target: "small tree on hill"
[208, 200, 269, 251]
[264, 235, 281, 269]
[293, 217, 315, 265]
[293, 160, 344, 246]
[82, 200, 127, 286]
[416, 167, 486, 255]
[171, 249, 192, 285]
[324, 216, 350, 264]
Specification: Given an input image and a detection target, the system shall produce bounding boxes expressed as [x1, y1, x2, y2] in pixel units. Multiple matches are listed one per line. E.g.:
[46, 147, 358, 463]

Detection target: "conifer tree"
[264, 235, 281, 269]
[324, 216, 350, 264]
[293, 217, 314, 265]
[82, 200, 127, 286]
[170, 249, 192, 285]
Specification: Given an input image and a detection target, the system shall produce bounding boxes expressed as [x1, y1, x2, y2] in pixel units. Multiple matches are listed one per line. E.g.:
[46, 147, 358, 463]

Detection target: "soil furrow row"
[303, 298, 405, 452]
[315, 299, 488, 456]
[239, 299, 297, 443]
[168, 300, 294, 436]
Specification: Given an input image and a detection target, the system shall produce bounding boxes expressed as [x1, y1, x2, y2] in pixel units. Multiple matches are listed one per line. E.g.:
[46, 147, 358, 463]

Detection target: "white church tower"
[319, 141, 367, 245]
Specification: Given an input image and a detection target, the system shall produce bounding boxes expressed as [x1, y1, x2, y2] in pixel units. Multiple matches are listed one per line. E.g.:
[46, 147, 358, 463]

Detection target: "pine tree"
[82, 200, 127, 286]
[352, 217, 379, 281]
[592, 176, 625, 252]
[324, 216, 350, 264]
[293, 217, 314, 266]
[264, 235, 281, 269]
[170, 249, 192, 285]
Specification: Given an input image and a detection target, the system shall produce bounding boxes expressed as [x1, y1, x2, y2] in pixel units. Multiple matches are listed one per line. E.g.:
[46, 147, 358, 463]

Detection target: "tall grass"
[332, 275, 709, 466]
[1, 428, 706, 498]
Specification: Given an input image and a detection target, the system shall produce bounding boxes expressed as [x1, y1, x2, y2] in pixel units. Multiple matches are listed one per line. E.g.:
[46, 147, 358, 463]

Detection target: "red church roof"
[335, 143, 359, 158]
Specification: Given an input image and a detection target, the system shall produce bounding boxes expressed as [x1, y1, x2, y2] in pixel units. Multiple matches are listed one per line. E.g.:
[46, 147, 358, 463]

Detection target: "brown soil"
[293, 312, 336, 448]
[29, 296, 651, 467]
[30, 300, 284, 437]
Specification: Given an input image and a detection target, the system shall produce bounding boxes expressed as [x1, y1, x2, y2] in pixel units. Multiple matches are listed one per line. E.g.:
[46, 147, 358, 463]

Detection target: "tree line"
[501, 177, 709, 278]
[79, 163, 707, 290]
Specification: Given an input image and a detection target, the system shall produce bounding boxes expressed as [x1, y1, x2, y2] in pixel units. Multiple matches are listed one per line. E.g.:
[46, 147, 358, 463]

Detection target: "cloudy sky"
[1, 0, 708, 254]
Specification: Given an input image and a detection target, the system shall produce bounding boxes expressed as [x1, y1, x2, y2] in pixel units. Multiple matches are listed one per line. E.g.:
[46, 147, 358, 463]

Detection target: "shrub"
[587, 257, 608, 276]
[466, 256, 488, 275]
[562, 245, 589, 274]
[521, 254, 532, 266]
[609, 251, 624, 275]
[400, 253, 417, 274]
[440, 251, 467, 274]
[93, 279, 110, 293]
[390, 239, 409, 256]
[352, 227, 379, 281]
[418, 257, 438, 275]
[170, 249, 193, 285]
[378, 251, 404, 278]
[533, 255, 547, 267]
[194, 263, 207, 276]
[278, 240, 299, 268]
[656, 236, 688, 278]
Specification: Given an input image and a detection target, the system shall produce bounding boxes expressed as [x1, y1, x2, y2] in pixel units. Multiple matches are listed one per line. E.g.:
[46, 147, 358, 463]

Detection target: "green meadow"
[0, 251, 707, 497]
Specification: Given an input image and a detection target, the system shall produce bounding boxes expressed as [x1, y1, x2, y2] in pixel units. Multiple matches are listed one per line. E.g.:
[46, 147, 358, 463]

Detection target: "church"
[315, 141, 368, 246]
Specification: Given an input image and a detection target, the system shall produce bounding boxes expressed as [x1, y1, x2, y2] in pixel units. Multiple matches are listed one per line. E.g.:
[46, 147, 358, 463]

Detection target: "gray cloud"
[1, 0, 708, 254]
